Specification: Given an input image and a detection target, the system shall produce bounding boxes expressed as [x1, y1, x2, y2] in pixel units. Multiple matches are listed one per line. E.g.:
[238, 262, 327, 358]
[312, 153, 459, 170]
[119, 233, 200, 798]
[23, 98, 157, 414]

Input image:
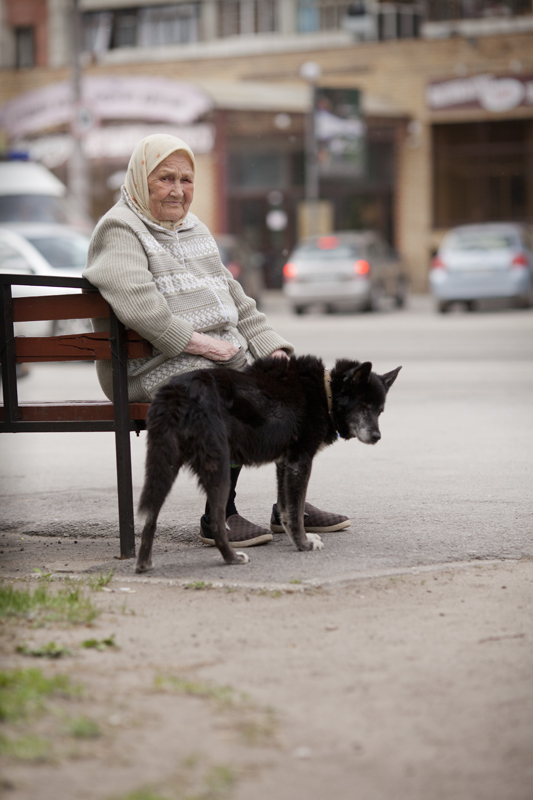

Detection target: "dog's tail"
[138, 392, 183, 520]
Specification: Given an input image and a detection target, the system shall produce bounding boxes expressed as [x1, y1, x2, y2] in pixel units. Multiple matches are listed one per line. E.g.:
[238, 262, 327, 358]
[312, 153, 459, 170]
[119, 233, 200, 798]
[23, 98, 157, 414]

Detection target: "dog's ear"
[381, 366, 402, 391]
[345, 361, 372, 385]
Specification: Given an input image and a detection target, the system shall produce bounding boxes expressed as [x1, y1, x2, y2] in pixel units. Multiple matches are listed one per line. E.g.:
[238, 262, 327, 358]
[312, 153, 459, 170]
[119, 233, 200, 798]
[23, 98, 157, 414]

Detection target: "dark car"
[214, 234, 264, 306]
[282, 231, 408, 314]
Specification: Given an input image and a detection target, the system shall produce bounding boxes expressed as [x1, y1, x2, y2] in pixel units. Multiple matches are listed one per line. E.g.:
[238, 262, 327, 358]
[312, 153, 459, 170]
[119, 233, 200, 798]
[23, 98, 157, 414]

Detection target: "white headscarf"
[124, 133, 196, 231]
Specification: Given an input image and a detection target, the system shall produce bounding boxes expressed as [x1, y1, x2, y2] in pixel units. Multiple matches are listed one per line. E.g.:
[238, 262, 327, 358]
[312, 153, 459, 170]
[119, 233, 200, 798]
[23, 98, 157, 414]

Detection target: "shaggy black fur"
[136, 355, 401, 570]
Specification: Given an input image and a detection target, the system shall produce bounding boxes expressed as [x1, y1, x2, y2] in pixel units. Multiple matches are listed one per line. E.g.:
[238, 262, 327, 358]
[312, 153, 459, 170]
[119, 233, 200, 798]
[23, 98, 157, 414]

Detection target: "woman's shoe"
[200, 514, 273, 547]
[270, 502, 350, 533]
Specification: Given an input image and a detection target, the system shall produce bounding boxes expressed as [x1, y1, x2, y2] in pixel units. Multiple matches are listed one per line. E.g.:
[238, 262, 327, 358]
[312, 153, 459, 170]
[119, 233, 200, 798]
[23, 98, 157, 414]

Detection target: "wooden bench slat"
[0, 401, 150, 422]
[6, 331, 153, 362]
[13, 293, 109, 322]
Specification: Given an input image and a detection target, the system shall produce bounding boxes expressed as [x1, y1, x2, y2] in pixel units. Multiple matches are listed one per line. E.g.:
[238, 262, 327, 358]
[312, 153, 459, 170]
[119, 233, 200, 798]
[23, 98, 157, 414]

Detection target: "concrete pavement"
[1, 293, 532, 585]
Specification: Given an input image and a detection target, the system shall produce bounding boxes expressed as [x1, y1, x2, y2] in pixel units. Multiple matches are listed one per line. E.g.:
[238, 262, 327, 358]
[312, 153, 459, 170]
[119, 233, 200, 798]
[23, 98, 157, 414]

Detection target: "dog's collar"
[324, 370, 333, 418]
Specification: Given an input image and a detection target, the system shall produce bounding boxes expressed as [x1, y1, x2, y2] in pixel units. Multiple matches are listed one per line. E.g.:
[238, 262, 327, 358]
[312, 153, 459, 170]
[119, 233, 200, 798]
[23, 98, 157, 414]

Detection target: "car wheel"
[437, 300, 450, 314]
[394, 279, 408, 308]
[294, 305, 306, 315]
[364, 285, 383, 313]
[325, 304, 336, 314]
[465, 300, 477, 312]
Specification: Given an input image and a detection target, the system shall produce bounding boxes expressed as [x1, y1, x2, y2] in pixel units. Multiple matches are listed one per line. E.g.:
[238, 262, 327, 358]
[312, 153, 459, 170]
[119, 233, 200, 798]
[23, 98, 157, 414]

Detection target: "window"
[83, 4, 200, 51]
[15, 27, 35, 68]
[433, 120, 533, 227]
[229, 152, 287, 189]
[138, 4, 200, 46]
[217, 0, 278, 37]
[426, 0, 532, 20]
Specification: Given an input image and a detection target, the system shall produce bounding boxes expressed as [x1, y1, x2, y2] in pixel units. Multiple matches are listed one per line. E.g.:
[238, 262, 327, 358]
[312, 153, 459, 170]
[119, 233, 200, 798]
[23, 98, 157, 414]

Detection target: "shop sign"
[427, 73, 533, 113]
[314, 87, 366, 179]
[13, 123, 215, 169]
[0, 76, 213, 139]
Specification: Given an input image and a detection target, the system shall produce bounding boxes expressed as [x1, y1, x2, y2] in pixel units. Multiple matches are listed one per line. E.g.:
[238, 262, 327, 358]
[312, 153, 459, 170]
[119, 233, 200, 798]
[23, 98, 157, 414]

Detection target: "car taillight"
[432, 256, 446, 270]
[283, 262, 298, 280]
[511, 253, 528, 268]
[226, 261, 241, 279]
[354, 259, 370, 276]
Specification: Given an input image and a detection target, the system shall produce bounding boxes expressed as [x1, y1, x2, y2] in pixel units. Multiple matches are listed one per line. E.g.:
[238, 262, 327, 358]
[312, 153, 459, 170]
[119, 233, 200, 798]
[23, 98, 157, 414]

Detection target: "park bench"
[0, 273, 152, 560]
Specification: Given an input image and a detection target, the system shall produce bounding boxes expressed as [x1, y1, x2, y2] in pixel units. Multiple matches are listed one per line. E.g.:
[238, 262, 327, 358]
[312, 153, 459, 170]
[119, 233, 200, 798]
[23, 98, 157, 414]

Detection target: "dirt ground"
[1, 540, 532, 800]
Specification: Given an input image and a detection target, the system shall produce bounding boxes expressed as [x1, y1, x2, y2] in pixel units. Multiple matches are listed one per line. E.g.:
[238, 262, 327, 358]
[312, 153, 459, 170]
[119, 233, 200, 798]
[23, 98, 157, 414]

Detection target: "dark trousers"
[203, 464, 241, 523]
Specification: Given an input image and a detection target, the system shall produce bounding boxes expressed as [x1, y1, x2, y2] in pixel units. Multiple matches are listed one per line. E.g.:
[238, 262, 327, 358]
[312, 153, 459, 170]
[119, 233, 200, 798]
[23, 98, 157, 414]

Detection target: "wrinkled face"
[147, 152, 194, 223]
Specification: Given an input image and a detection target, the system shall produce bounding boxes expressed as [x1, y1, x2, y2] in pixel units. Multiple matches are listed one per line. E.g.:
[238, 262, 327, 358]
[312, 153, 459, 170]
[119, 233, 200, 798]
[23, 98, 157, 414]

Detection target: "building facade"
[1, 0, 532, 290]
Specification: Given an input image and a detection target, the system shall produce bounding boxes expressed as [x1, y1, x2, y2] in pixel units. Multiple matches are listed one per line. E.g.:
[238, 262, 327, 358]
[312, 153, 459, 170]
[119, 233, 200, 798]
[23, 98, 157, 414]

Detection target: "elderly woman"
[83, 134, 349, 547]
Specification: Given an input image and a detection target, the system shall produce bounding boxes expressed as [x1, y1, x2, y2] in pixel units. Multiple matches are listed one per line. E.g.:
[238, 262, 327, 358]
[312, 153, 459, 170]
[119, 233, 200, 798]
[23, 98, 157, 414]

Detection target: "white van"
[0, 159, 93, 234]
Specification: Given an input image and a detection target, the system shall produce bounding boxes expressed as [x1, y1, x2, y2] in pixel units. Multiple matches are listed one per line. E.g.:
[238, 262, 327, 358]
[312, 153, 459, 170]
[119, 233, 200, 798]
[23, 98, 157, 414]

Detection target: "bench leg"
[115, 425, 136, 559]
[110, 310, 136, 559]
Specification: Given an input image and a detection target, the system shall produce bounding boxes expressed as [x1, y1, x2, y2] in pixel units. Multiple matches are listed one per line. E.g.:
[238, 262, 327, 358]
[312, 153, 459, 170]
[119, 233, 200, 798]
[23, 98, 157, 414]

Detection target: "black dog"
[136, 355, 401, 571]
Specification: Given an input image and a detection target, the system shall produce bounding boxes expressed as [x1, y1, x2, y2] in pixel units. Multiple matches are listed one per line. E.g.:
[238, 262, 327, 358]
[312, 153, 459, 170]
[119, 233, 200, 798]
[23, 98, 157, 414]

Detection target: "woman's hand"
[183, 331, 240, 362]
[269, 349, 290, 360]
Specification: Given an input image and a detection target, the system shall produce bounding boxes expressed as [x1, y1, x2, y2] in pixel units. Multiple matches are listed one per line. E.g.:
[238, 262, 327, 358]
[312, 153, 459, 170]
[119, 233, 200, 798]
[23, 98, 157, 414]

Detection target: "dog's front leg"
[205, 480, 249, 566]
[280, 459, 324, 552]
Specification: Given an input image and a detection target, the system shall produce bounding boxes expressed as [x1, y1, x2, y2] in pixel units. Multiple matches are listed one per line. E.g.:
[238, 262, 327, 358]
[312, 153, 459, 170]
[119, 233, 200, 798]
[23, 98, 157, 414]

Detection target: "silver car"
[0, 223, 91, 336]
[282, 231, 408, 314]
[430, 223, 533, 313]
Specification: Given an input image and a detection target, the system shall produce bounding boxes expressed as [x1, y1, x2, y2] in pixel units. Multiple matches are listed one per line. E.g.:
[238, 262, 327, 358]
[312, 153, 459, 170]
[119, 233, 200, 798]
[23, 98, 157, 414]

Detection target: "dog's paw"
[306, 533, 324, 551]
[234, 551, 250, 564]
[135, 561, 152, 574]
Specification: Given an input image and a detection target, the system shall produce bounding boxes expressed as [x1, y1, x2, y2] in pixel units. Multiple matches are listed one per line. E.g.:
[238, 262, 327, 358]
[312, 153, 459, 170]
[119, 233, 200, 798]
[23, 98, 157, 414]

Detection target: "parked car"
[429, 223, 533, 313]
[0, 159, 93, 235]
[214, 234, 264, 307]
[282, 231, 408, 314]
[0, 223, 91, 336]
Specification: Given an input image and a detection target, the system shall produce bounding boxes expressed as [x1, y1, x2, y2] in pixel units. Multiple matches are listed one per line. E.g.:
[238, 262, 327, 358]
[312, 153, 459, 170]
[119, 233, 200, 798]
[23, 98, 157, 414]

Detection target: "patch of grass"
[110, 791, 168, 800]
[289, 579, 302, 585]
[87, 568, 116, 592]
[153, 676, 240, 709]
[16, 641, 71, 658]
[0, 579, 100, 626]
[199, 764, 236, 798]
[0, 733, 52, 762]
[0, 668, 78, 722]
[67, 716, 101, 739]
[185, 581, 209, 591]
[81, 634, 116, 651]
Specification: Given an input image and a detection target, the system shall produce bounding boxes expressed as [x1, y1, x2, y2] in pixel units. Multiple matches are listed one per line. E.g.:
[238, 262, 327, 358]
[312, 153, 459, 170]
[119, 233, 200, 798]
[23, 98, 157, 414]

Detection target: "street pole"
[67, 0, 90, 217]
[299, 61, 322, 236]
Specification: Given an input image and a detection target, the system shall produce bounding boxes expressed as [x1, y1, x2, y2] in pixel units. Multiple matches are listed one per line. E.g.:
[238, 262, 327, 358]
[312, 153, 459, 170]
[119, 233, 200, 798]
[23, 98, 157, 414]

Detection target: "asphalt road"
[2, 293, 532, 584]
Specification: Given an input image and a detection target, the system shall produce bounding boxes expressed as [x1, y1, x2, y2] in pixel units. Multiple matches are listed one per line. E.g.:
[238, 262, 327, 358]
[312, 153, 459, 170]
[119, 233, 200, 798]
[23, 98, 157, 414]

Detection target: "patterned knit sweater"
[82, 192, 294, 401]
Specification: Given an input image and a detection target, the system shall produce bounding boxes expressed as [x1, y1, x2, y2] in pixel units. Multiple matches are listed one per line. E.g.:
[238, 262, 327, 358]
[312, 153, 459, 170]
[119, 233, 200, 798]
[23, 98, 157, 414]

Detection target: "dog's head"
[332, 361, 401, 444]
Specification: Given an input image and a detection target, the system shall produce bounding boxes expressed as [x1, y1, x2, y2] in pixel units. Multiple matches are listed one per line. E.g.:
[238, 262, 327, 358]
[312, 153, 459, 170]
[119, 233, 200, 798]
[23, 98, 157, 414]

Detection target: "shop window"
[15, 26, 35, 68]
[229, 152, 287, 189]
[433, 120, 532, 228]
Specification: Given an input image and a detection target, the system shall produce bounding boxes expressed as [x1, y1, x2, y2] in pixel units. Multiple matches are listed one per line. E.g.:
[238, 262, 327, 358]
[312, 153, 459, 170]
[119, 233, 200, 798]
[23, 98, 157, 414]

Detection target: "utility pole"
[67, 0, 90, 216]
[299, 61, 322, 236]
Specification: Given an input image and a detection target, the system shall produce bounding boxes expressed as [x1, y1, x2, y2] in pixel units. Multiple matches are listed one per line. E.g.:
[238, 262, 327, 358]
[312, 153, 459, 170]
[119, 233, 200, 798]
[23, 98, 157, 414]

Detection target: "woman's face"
[147, 152, 194, 223]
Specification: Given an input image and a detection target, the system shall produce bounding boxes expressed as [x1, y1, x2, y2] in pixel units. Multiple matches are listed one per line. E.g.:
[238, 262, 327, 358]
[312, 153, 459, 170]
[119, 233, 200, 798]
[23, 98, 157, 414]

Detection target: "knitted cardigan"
[82, 192, 294, 401]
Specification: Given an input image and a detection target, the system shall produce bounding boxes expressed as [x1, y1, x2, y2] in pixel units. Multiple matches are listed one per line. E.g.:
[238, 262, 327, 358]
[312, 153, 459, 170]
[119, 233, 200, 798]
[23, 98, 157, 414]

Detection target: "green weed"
[67, 716, 101, 739]
[0, 579, 100, 626]
[81, 634, 116, 651]
[16, 641, 71, 658]
[289, 579, 302, 585]
[0, 733, 52, 762]
[185, 581, 209, 591]
[153, 676, 240, 709]
[87, 568, 116, 592]
[0, 667, 78, 722]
